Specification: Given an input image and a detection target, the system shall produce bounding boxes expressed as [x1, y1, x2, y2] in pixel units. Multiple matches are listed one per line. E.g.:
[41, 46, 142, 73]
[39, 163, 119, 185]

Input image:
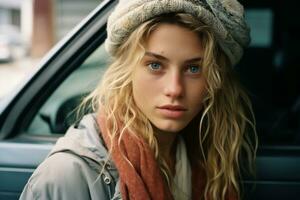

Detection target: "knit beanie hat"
[105, 0, 250, 67]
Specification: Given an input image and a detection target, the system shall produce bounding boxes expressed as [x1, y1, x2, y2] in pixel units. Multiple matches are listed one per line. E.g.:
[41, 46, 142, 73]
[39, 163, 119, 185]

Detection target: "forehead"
[145, 23, 204, 57]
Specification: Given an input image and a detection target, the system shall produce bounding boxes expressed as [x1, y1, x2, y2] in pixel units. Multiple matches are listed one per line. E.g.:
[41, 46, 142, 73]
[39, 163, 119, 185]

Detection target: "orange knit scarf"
[97, 114, 206, 200]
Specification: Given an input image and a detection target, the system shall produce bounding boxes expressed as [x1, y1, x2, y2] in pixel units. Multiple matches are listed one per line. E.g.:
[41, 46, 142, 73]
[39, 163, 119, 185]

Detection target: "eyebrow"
[144, 51, 202, 63]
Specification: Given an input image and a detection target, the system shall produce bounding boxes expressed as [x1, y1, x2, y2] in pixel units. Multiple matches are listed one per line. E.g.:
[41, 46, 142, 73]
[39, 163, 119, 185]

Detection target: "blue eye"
[148, 62, 161, 71]
[187, 65, 201, 74]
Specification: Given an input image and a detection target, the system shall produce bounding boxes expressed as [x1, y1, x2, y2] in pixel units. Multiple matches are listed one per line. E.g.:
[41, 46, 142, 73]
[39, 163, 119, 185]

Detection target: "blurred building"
[0, 0, 21, 26]
[0, 0, 101, 58]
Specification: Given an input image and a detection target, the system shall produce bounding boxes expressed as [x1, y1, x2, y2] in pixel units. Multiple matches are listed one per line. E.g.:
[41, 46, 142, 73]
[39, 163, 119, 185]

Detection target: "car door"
[0, 0, 117, 199]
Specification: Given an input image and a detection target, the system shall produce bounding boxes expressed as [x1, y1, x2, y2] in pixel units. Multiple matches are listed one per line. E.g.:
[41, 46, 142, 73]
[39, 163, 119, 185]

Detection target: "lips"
[157, 104, 187, 118]
[158, 104, 186, 110]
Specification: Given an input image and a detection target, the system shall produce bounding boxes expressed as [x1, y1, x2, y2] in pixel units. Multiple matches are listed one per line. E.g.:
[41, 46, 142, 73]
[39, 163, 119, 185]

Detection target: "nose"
[164, 71, 184, 98]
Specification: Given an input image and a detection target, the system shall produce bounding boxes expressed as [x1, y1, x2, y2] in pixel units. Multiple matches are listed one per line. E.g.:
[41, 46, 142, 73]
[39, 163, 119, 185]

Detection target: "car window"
[0, 0, 102, 100]
[245, 9, 273, 48]
[239, 8, 300, 146]
[26, 44, 109, 135]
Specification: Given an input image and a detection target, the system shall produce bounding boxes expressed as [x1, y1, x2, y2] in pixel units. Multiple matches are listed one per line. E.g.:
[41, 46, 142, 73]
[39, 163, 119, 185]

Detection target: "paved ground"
[0, 57, 40, 98]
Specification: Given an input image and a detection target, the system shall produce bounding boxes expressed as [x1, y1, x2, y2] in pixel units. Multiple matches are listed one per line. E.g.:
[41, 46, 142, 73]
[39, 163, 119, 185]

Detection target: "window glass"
[241, 9, 300, 146]
[0, 0, 102, 100]
[26, 44, 109, 135]
[245, 9, 273, 47]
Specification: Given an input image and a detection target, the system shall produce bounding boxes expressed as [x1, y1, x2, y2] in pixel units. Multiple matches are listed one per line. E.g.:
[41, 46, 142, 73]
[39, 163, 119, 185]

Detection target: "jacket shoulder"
[19, 152, 115, 200]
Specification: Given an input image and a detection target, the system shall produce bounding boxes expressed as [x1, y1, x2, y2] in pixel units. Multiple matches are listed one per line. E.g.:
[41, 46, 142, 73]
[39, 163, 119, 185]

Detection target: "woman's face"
[132, 23, 207, 133]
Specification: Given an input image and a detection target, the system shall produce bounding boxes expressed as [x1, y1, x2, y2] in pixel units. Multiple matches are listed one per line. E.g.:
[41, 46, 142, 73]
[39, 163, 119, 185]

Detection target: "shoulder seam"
[27, 181, 38, 200]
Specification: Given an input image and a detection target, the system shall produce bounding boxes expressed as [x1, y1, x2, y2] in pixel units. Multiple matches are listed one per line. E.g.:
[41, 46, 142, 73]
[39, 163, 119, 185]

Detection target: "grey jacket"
[19, 114, 121, 200]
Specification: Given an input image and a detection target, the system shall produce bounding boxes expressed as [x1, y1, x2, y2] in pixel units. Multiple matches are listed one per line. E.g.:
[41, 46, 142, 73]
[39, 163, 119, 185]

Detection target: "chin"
[153, 121, 188, 133]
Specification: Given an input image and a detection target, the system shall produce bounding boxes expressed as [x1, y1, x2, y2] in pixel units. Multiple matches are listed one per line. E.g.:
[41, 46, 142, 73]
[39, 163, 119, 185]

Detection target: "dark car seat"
[236, 46, 278, 144]
[272, 28, 300, 143]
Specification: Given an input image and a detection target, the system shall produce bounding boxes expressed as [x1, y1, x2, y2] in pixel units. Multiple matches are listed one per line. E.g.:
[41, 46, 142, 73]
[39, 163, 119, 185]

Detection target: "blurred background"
[0, 0, 101, 98]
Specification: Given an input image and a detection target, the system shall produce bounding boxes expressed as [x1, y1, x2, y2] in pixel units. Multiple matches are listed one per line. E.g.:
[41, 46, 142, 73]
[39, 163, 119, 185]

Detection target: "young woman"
[20, 0, 257, 199]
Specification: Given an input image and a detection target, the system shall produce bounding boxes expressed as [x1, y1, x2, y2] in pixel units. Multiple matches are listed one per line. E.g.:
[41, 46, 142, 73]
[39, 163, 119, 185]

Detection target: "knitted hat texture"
[105, 0, 250, 66]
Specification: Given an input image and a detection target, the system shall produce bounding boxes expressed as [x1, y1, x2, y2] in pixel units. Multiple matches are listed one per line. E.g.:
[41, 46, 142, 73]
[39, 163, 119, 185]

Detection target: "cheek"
[132, 72, 155, 108]
[132, 79, 143, 107]
[188, 81, 207, 111]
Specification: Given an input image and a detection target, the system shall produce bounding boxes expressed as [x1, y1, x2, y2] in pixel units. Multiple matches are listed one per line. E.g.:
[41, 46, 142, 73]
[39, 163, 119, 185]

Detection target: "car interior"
[238, 1, 300, 146]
